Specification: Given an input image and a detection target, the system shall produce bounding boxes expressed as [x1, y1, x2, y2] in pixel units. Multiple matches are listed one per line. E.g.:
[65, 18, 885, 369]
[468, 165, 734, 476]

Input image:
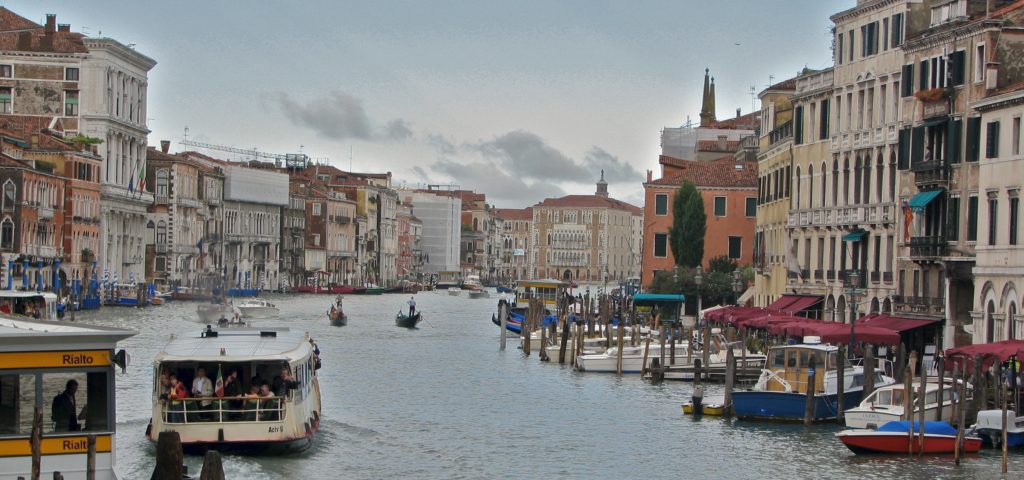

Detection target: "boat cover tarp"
[944, 339, 1024, 371]
[877, 420, 957, 436]
[855, 313, 939, 333]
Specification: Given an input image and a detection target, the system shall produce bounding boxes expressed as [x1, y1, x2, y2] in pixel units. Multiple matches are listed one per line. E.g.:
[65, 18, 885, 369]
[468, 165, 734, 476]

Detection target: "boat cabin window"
[942, 387, 955, 403]
[925, 390, 938, 405]
[0, 371, 111, 436]
[799, 351, 809, 368]
[157, 360, 303, 424]
[771, 349, 785, 368]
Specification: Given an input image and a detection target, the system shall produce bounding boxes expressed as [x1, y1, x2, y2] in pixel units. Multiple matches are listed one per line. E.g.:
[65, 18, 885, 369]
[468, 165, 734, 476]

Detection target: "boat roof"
[517, 279, 567, 287]
[154, 327, 312, 363]
[768, 343, 837, 353]
[0, 316, 135, 352]
[0, 291, 59, 299]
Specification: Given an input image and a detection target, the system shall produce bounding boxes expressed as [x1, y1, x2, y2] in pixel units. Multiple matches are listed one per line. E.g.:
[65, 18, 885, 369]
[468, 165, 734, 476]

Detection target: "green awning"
[633, 293, 685, 305]
[908, 189, 945, 213]
[842, 229, 867, 242]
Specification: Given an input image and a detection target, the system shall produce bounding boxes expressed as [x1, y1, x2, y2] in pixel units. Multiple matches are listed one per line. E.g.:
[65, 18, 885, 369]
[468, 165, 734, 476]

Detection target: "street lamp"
[844, 269, 862, 357]
[732, 270, 743, 306]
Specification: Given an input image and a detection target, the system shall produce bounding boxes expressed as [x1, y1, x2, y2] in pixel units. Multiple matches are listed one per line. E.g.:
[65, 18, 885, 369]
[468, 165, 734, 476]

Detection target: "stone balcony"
[911, 160, 949, 187]
[787, 203, 894, 229]
[892, 295, 944, 318]
[908, 235, 947, 260]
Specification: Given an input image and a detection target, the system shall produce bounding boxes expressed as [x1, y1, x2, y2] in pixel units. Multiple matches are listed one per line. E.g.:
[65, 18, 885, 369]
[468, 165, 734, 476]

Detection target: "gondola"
[329, 309, 347, 326]
[395, 310, 422, 328]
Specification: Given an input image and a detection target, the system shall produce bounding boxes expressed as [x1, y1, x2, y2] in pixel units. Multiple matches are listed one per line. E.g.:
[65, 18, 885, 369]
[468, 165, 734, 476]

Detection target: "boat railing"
[160, 396, 287, 424]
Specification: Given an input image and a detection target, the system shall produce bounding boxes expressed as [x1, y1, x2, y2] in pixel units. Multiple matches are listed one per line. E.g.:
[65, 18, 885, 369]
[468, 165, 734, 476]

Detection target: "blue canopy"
[633, 293, 685, 305]
[908, 189, 944, 213]
[842, 229, 867, 242]
[877, 420, 957, 436]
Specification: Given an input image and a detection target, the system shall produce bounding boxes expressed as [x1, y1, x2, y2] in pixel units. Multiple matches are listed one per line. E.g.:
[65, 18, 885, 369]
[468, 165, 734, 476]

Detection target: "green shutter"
[951, 50, 965, 86]
[919, 60, 929, 91]
[966, 117, 981, 162]
[911, 126, 925, 167]
[947, 119, 962, 164]
[898, 127, 910, 169]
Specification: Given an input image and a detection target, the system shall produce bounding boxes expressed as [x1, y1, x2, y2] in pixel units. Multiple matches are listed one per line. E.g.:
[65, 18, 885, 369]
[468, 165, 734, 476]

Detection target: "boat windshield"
[871, 388, 904, 406]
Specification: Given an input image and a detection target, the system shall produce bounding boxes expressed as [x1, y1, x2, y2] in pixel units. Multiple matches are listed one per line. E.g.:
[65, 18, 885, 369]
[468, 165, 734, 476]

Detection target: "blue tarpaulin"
[908, 189, 944, 213]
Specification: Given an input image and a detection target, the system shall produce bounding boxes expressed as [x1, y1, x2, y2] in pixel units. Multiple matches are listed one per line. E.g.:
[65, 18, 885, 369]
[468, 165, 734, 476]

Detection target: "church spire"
[699, 68, 717, 127]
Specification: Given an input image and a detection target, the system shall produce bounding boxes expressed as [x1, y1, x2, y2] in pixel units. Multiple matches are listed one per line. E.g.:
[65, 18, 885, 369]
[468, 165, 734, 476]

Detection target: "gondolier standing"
[408, 296, 416, 316]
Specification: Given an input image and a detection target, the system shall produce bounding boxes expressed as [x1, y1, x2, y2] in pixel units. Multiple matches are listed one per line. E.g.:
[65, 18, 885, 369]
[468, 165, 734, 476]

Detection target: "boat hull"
[733, 389, 865, 422]
[837, 431, 982, 454]
[329, 312, 347, 326]
[238, 306, 280, 318]
[396, 312, 422, 328]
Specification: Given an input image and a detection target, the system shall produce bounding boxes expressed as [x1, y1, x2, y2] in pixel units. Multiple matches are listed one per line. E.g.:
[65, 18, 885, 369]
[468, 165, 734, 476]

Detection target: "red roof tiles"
[534, 195, 641, 215]
[696, 139, 742, 152]
[704, 110, 760, 130]
[493, 207, 532, 220]
[648, 156, 757, 189]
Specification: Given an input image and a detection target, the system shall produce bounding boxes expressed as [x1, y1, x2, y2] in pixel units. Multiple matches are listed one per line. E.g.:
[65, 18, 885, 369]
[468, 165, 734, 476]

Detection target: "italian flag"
[215, 365, 224, 397]
[136, 160, 146, 193]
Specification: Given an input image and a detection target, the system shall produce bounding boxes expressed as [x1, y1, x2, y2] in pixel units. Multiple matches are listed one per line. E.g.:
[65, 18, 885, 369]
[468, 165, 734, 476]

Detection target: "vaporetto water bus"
[146, 327, 322, 454]
[0, 316, 134, 480]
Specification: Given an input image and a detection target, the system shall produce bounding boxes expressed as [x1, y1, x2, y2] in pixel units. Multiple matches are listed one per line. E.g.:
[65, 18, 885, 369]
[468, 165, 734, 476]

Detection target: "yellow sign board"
[0, 434, 112, 457]
[0, 350, 110, 369]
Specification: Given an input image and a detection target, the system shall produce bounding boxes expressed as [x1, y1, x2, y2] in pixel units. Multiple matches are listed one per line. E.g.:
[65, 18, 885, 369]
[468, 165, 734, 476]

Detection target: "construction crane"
[180, 138, 322, 169]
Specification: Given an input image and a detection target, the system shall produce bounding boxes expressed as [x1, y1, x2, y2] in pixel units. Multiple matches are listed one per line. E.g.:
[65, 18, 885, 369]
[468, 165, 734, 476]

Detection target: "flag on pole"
[215, 365, 225, 397]
[137, 161, 146, 194]
[127, 160, 136, 194]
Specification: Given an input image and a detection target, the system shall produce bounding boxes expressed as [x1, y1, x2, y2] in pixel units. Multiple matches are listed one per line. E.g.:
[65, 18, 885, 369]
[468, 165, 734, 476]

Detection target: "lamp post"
[844, 269, 861, 358]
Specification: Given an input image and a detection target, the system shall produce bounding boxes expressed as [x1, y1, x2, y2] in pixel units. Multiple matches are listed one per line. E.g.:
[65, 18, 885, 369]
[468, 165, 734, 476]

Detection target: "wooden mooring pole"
[31, 407, 42, 480]
[558, 311, 570, 364]
[199, 450, 226, 480]
[498, 301, 508, 351]
[905, 351, 916, 455]
[836, 344, 846, 424]
[86, 434, 96, 480]
[723, 348, 735, 416]
[151, 431, 183, 480]
[804, 356, 816, 425]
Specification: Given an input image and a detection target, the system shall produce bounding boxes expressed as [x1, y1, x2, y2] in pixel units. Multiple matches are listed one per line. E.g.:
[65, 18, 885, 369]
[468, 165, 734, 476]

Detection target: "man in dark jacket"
[51, 379, 81, 431]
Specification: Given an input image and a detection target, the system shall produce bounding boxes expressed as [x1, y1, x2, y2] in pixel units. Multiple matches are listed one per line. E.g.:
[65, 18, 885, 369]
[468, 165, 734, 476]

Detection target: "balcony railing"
[768, 121, 793, 147]
[156, 243, 168, 253]
[787, 204, 895, 230]
[911, 160, 949, 186]
[908, 235, 947, 259]
[826, 269, 835, 281]
[892, 295, 945, 317]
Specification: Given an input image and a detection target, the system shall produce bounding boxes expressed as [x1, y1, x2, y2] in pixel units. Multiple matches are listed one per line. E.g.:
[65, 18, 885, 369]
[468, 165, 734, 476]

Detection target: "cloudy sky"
[9, 0, 846, 208]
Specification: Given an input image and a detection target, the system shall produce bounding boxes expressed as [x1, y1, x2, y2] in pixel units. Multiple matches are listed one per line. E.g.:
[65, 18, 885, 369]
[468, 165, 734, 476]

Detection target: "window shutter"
[901, 64, 914, 97]
[966, 117, 981, 162]
[819, 100, 830, 140]
[898, 127, 910, 170]
[950, 50, 965, 86]
[794, 106, 804, 145]
[919, 60, 929, 91]
[911, 126, 925, 167]
[986, 121, 1000, 158]
[947, 119, 962, 164]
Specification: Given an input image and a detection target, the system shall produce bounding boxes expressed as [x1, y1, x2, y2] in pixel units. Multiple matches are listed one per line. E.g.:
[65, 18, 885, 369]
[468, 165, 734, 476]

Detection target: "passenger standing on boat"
[272, 367, 298, 397]
[243, 384, 260, 421]
[51, 380, 82, 431]
[191, 367, 214, 420]
[167, 375, 187, 423]
[408, 296, 416, 316]
[258, 382, 279, 421]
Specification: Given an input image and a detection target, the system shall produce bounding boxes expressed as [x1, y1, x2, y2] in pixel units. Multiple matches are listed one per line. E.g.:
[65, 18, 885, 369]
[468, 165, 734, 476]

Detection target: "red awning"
[855, 313, 939, 333]
[704, 306, 737, 322]
[739, 314, 811, 330]
[767, 321, 901, 345]
[779, 295, 823, 314]
[765, 295, 802, 311]
[944, 340, 1024, 371]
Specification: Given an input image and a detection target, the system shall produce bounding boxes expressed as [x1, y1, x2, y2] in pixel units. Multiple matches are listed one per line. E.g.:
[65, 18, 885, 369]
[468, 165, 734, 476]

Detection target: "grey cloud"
[431, 158, 565, 205]
[582, 147, 643, 183]
[411, 166, 432, 183]
[473, 130, 588, 182]
[274, 90, 411, 142]
[426, 133, 457, 155]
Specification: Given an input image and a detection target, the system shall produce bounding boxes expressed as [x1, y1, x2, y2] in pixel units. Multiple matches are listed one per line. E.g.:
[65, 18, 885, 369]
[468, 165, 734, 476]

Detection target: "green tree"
[707, 255, 737, 274]
[670, 181, 706, 268]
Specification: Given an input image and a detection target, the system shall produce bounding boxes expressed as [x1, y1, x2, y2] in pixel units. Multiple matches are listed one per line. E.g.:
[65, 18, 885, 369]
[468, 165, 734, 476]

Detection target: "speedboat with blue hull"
[733, 340, 895, 422]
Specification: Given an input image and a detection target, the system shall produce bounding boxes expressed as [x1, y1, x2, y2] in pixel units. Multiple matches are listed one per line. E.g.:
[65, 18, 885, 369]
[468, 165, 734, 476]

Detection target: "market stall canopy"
[766, 321, 901, 345]
[855, 313, 939, 333]
[944, 339, 1024, 371]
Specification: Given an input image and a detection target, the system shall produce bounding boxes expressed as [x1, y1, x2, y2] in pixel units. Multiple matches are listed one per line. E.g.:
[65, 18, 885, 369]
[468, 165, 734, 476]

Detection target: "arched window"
[876, 156, 884, 203]
[986, 300, 996, 343]
[145, 220, 155, 244]
[820, 162, 827, 207]
[888, 152, 897, 202]
[862, 154, 872, 204]
[853, 156, 862, 204]
[0, 217, 12, 250]
[843, 157, 850, 205]
[1010, 302, 1018, 340]
[155, 169, 169, 197]
[2, 180, 14, 211]
[832, 159, 839, 206]
[808, 164, 815, 209]
[156, 221, 167, 245]
[795, 166, 801, 209]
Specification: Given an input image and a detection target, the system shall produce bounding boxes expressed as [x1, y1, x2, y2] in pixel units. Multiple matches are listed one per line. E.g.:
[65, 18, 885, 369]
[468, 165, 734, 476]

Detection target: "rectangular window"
[0, 374, 34, 435]
[849, 29, 855, 62]
[313, 233, 321, 246]
[837, 33, 844, 65]
[975, 43, 986, 84]
[655, 194, 668, 216]
[986, 121, 1000, 159]
[728, 236, 742, 259]
[919, 59, 929, 92]
[883, 17, 890, 51]
[713, 196, 727, 217]
[967, 195, 979, 241]
[0, 64, 10, 78]
[892, 13, 904, 47]
[951, 49, 966, 86]
[0, 86, 10, 114]
[1015, 117, 1021, 156]
[947, 196, 960, 241]
[745, 197, 756, 217]
[155, 256, 166, 272]
[990, 196, 999, 245]
[1011, 196, 1019, 246]
[901, 64, 914, 97]
[819, 99, 830, 139]
[967, 117, 982, 162]
[65, 67, 79, 81]
[42, 372, 109, 433]
[312, 203, 321, 216]
[64, 90, 78, 116]
[794, 105, 804, 145]
[654, 233, 668, 258]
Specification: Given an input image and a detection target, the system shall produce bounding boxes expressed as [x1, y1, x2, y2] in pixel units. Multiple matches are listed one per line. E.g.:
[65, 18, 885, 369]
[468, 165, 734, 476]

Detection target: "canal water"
[77, 292, 1022, 479]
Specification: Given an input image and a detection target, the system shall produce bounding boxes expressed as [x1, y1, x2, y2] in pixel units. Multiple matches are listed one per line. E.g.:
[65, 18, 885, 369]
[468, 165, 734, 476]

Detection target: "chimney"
[160, 140, 170, 153]
[58, 24, 70, 33]
[717, 135, 728, 151]
[45, 14, 56, 34]
[736, 108, 741, 118]
[646, 170, 652, 183]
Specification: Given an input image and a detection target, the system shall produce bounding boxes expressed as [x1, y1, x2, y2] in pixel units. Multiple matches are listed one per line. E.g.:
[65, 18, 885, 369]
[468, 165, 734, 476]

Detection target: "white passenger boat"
[236, 298, 280, 318]
[461, 274, 483, 290]
[448, 287, 462, 296]
[576, 342, 694, 373]
[0, 290, 60, 321]
[468, 288, 490, 299]
[146, 327, 322, 453]
[0, 316, 134, 479]
[844, 378, 969, 429]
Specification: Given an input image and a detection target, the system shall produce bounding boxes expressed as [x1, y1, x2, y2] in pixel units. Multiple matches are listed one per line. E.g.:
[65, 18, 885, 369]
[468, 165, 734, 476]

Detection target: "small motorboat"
[468, 288, 489, 299]
[236, 298, 280, 318]
[682, 401, 726, 416]
[448, 287, 461, 296]
[496, 285, 513, 294]
[836, 421, 982, 454]
[396, 311, 422, 328]
[968, 409, 1024, 448]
